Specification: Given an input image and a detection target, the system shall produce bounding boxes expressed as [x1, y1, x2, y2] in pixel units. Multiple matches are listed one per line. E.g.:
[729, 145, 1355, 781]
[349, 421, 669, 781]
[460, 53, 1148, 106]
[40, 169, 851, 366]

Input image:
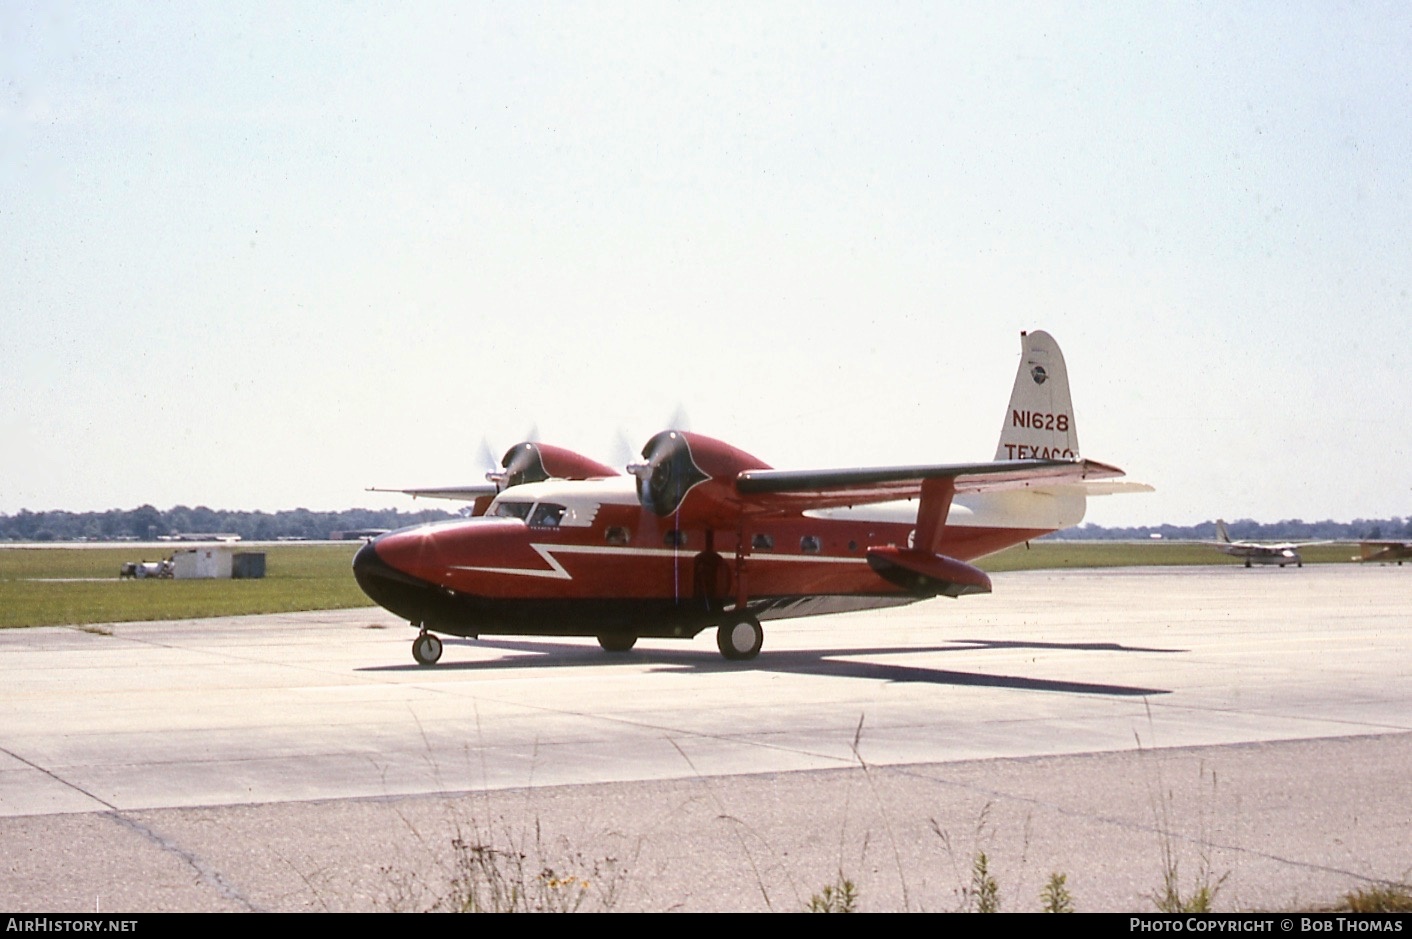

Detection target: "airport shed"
[232, 552, 266, 579]
[172, 546, 234, 579]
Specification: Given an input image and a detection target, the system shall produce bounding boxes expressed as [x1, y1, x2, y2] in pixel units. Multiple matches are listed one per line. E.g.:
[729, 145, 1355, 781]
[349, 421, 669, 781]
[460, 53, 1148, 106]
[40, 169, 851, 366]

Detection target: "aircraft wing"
[1355, 541, 1412, 561]
[367, 485, 499, 502]
[735, 458, 1126, 511]
[1200, 542, 1287, 555]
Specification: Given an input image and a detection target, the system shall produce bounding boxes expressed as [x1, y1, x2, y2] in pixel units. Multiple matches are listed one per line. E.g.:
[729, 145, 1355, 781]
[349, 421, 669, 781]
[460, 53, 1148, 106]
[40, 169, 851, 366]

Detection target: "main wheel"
[717, 615, 763, 661]
[597, 634, 637, 653]
[412, 632, 443, 666]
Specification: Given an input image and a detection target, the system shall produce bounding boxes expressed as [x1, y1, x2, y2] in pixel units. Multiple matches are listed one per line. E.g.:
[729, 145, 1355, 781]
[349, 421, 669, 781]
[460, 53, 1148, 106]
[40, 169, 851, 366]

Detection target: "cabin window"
[492, 501, 532, 520]
[800, 535, 822, 554]
[751, 533, 774, 551]
[664, 529, 688, 548]
[605, 526, 631, 546]
[529, 503, 567, 528]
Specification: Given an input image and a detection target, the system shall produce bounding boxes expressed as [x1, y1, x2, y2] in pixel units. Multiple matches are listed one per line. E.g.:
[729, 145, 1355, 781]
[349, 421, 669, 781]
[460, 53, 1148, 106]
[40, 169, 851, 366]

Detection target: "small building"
[232, 552, 266, 579]
[172, 546, 234, 579]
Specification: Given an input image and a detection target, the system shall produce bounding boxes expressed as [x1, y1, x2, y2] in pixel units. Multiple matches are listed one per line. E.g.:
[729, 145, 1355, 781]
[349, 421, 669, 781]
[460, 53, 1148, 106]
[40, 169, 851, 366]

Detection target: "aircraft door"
[692, 549, 731, 612]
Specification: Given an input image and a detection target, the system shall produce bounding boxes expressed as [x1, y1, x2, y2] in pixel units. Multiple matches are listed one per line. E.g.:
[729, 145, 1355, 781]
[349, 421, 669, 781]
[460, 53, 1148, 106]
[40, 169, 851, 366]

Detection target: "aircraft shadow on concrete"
[361, 636, 1175, 697]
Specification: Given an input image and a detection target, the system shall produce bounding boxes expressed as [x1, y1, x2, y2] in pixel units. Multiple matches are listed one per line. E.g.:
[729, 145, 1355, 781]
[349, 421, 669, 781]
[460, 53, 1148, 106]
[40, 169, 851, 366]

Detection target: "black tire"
[597, 634, 637, 653]
[412, 633, 443, 666]
[717, 616, 763, 661]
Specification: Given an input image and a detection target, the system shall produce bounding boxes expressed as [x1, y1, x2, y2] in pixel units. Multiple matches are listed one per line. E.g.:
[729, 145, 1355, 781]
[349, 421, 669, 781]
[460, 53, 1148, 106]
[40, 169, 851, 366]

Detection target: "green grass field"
[978, 539, 1356, 571]
[0, 544, 367, 629]
[0, 539, 1362, 629]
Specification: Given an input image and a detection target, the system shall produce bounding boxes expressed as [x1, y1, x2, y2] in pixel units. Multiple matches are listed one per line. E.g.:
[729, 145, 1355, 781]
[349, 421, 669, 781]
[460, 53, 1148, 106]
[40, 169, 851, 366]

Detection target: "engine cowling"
[629, 431, 771, 526]
[491, 442, 619, 490]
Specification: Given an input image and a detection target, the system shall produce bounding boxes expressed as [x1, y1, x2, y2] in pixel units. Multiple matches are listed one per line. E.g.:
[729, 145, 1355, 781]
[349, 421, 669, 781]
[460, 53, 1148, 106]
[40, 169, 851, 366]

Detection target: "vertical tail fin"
[994, 330, 1080, 461]
[1216, 519, 1231, 543]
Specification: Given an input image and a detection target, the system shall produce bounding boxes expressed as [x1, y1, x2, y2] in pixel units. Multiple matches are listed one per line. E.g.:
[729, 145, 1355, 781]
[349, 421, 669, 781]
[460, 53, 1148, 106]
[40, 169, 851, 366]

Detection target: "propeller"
[494, 442, 553, 489]
[612, 404, 690, 472]
[474, 437, 498, 478]
[628, 430, 709, 516]
[609, 428, 637, 474]
[477, 427, 544, 491]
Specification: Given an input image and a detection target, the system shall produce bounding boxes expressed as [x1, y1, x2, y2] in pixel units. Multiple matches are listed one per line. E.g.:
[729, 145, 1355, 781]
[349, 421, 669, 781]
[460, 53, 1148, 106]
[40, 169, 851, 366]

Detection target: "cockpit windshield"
[491, 501, 532, 521]
[529, 503, 567, 528]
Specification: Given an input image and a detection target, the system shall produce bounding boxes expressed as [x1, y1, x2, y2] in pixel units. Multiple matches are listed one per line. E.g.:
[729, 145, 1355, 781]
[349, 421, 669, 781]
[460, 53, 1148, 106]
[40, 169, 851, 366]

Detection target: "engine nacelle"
[491, 442, 619, 490]
[629, 431, 771, 527]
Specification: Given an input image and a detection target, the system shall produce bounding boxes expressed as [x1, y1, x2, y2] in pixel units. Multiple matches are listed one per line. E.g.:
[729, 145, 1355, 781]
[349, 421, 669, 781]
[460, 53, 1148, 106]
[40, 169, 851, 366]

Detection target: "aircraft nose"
[352, 538, 379, 580]
[353, 534, 432, 586]
[351, 537, 392, 598]
[351, 534, 440, 621]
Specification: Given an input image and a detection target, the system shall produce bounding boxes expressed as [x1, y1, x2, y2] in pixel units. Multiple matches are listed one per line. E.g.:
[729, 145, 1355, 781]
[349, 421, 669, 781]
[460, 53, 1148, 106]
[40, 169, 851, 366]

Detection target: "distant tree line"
[1058, 517, 1412, 541]
[2, 506, 1408, 544]
[0, 505, 459, 542]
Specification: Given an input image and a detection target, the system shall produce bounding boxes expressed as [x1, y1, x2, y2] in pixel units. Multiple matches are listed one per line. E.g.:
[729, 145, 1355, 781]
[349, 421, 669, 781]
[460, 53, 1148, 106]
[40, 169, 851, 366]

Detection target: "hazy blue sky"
[4, 2, 1409, 527]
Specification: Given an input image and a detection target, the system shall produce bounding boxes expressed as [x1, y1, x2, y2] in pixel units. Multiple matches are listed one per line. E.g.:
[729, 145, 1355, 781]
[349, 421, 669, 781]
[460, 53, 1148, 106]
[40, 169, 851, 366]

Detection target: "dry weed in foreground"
[806, 874, 859, 913]
[382, 820, 630, 913]
[1330, 883, 1412, 913]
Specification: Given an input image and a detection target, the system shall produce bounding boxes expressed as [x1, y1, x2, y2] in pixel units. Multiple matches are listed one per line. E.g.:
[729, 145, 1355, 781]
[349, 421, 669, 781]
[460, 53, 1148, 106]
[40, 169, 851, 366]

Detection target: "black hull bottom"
[353, 540, 917, 640]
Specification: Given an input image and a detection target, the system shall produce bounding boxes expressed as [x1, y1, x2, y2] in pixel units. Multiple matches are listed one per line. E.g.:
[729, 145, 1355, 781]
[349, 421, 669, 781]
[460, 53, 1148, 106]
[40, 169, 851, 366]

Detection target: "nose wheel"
[412, 629, 443, 666]
[717, 615, 763, 661]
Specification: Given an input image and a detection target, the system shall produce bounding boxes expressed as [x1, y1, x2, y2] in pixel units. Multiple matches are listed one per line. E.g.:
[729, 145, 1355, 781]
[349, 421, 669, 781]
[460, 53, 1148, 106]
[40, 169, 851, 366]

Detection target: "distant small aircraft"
[1353, 541, 1412, 565]
[357, 330, 1149, 665]
[119, 558, 173, 579]
[1207, 520, 1328, 568]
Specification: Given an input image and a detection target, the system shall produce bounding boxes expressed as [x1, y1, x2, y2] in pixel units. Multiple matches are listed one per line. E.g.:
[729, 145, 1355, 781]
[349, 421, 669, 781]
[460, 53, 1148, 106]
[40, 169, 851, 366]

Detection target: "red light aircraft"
[355, 330, 1144, 665]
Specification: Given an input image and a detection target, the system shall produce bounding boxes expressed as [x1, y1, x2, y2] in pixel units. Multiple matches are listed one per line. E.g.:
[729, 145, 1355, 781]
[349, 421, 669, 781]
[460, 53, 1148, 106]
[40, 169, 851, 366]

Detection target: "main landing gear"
[412, 626, 443, 666]
[597, 634, 638, 653]
[717, 614, 763, 661]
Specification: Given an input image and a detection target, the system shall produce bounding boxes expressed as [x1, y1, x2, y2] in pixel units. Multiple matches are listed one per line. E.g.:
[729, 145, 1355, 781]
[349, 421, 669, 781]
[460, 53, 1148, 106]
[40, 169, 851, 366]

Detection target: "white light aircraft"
[1207, 520, 1329, 568]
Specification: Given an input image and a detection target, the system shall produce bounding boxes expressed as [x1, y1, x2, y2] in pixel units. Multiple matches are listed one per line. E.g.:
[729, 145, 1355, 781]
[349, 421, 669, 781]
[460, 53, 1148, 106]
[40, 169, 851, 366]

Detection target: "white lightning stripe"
[448, 543, 869, 580]
[739, 553, 866, 565]
[451, 543, 572, 580]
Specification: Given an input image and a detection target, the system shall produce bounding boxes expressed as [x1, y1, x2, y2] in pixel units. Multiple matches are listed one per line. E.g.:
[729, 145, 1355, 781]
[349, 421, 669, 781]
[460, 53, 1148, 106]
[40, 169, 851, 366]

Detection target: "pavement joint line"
[103, 811, 262, 912]
[49, 623, 404, 686]
[875, 732, 1412, 889]
[1135, 698, 1412, 735]
[0, 744, 116, 812]
[391, 686, 872, 770]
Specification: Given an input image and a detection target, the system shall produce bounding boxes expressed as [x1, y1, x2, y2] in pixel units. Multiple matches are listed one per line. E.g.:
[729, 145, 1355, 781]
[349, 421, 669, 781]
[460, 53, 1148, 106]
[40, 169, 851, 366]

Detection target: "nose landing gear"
[412, 626, 443, 666]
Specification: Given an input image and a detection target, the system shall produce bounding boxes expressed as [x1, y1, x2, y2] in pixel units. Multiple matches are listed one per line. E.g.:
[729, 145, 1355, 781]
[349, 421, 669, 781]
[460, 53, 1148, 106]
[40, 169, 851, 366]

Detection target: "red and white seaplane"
[355, 330, 1144, 665]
